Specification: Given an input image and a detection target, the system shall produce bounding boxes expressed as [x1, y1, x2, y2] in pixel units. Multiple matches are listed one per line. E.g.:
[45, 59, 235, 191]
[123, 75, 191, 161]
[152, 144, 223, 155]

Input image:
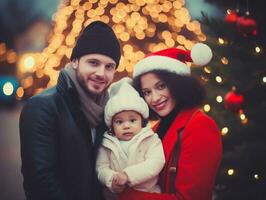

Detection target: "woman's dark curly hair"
[133, 70, 206, 120]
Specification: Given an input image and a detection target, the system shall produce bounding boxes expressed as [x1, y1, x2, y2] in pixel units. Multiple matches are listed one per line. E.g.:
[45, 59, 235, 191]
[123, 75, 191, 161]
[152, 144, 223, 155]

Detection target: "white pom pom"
[191, 43, 213, 66]
[109, 77, 133, 97]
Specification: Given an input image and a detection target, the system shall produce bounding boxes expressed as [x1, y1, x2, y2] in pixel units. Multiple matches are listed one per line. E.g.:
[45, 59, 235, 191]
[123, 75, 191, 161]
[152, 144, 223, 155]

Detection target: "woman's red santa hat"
[133, 43, 212, 78]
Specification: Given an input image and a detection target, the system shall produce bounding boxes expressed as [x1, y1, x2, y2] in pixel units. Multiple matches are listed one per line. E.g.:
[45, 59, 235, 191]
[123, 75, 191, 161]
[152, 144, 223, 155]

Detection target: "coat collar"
[153, 107, 199, 133]
[160, 107, 199, 160]
[170, 107, 199, 132]
[56, 66, 80, 105]
[101, 125, 155, 159]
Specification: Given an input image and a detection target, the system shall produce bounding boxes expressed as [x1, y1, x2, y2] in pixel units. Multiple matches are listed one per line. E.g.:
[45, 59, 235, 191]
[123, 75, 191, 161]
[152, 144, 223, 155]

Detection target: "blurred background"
[0, 0, 265, 199]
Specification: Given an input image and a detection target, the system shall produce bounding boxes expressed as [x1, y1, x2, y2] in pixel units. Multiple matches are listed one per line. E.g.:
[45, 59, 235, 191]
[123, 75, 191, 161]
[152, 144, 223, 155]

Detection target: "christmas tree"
[194, 1, 266, 199]
[17, 0, 207, 98]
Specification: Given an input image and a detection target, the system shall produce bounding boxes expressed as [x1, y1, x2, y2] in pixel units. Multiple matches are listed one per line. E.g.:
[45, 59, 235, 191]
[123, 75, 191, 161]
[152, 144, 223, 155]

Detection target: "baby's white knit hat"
[104, 77, 149, 127]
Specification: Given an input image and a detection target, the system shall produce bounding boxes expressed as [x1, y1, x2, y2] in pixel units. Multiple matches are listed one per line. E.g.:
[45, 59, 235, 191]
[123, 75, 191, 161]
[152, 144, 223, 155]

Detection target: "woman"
[118, 43, 222, 200]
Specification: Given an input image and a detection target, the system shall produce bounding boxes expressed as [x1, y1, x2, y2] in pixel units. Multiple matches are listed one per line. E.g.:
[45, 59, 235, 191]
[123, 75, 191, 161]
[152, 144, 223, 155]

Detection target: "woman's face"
[140, 72, 176, 117]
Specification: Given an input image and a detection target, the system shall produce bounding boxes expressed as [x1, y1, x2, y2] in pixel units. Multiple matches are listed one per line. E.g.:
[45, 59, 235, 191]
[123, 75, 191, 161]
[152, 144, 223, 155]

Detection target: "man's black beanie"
[70, 21, 121, 65]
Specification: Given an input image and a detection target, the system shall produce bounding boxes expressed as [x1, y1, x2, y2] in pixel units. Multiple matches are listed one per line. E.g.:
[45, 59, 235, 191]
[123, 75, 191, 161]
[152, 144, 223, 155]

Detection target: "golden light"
[173, 1, 182, 9]
[18, 54, 37, 73]
[216, 96, 223, 103]
[240, 113, 246, 120]
[203, 66, 211, 74]
[254, 174, 259, 180]
[165, 38, 175, 47]
[203, 104, 211, 112]
[240, 111, 248, 124]
[218, 37, 225, 44]
[221, 57, 229, 65]
[158, 13, 168, 23]
[120, 32, 130, 41]
[255, 46, 261, 53]
[3, 82, 14, 96]
[263, 76, 266, 83]
[162, 30, 171, 39]
[227, 169, 235, 176]
[221, 127, 229, 136]
[215, 76, 223, 83]
[16, 87, 24, 98]
[176, 35, 185, 44]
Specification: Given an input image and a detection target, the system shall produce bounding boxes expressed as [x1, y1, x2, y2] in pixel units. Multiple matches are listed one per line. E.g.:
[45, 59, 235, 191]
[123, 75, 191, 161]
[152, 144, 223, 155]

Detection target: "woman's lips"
[153, 100, 167, 111]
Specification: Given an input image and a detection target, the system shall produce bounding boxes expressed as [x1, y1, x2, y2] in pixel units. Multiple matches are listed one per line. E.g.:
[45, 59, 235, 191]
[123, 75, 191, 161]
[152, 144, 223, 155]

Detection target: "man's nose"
[95, 65, 105, 77]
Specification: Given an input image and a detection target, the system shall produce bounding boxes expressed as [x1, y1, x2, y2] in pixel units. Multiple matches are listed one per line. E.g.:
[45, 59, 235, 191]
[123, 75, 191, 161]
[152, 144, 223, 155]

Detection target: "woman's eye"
[142, 90, 150, 96]
[157, 83, 166, 90]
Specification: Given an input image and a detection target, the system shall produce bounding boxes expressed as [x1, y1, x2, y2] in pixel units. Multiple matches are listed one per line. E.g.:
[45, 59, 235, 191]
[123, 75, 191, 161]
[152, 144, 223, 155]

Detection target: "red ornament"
[236, 16, 257, 36]
[224, 90, 244, 112]
[224, 10, 239, 25]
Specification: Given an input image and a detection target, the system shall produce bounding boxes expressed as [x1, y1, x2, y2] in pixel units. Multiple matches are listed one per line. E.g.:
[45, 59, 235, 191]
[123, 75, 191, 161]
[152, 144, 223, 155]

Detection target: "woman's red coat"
[118, 107, 222, 200]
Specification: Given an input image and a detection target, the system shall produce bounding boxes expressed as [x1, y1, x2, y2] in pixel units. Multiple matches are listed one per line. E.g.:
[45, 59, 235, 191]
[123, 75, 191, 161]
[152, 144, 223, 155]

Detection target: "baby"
[96, 78, 165, 199]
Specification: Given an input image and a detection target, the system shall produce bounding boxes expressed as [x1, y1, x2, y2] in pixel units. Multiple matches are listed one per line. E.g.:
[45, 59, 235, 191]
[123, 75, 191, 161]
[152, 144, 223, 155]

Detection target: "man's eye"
[88, 61, 99, 66]
[106, 65, 115, 71]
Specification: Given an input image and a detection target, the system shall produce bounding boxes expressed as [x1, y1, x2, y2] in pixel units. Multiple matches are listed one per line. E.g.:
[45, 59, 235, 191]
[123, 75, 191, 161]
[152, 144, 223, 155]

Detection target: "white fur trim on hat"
[132, 43, 212, 78]
[104, 81, 149, 127]
[133, 55, 190, 78]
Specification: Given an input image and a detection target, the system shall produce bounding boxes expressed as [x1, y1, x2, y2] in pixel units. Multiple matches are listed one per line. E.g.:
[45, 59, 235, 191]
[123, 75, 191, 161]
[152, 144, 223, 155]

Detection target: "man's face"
[73, 54, 117, 95]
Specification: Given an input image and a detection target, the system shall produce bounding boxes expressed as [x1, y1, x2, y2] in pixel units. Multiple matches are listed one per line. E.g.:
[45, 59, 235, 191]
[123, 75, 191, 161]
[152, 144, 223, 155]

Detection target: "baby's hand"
[116, 172, 128, 185]
[112, 174, 125, 193]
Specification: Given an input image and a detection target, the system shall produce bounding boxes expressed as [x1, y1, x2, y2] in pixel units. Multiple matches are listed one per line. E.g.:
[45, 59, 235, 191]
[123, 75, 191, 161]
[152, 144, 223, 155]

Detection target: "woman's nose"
[151, 91, 161, 103]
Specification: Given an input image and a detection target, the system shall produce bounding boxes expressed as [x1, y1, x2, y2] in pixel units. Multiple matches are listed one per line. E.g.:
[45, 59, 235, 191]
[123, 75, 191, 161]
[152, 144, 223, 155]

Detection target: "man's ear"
[72, 59, 78, 69]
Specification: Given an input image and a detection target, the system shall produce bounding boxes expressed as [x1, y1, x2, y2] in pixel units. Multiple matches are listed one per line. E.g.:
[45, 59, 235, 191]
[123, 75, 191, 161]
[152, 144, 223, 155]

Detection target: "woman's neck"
[156, 105, 180, 139]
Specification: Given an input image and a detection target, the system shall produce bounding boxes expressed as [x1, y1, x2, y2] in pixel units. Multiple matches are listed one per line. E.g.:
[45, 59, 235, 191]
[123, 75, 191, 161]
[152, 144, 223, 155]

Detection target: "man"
[19, 21, 121, 200]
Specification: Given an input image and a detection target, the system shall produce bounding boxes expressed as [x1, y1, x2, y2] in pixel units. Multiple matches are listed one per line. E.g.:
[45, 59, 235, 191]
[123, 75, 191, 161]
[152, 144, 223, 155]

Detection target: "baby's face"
[112, 110, 142, 141]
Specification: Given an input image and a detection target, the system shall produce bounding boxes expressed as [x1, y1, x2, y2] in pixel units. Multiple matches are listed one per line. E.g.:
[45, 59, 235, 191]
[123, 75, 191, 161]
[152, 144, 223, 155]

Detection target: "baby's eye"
[114, 120, 123, 125]
[130, 119, 137, 123]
